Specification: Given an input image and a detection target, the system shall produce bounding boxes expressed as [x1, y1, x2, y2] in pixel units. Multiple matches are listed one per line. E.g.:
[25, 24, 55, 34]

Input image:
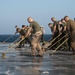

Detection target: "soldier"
[64, 16, 75, 54]
[22, 25, 29, 32]
[61, 19, 67, 32]
[58, 21, 64, 33]
[61, 19, 69, 50]
[61, 19, 66, 24]
[51, 17, 59, 48]
[21, 25, 31, 45]
[15, 25, 19, 34]
[51, 17, 58, 36]
[26, 17, 43, 57]
[48, 23, 53, 33]
[48, 23, 54, 42]
[57, 20, 66, 50]
[16, 28, 26, 48]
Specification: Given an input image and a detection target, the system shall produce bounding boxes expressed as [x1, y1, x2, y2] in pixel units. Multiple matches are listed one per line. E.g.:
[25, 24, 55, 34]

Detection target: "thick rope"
[49, 34, 68, 49]
[3, 34, 15, 43]
[50, 38, 68, 55]
[43, 33, 62, 48]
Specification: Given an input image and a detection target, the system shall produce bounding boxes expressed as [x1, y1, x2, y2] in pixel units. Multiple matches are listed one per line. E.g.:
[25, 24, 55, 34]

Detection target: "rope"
[10, 37, 26, 48]
[3, 34, 15, 43]
[43, 33, 62, 48]
[50, 38, 68, 55]
[2, 37, 26, 55]
[9, 37, 20, 47]
[49, 34, 68, 49]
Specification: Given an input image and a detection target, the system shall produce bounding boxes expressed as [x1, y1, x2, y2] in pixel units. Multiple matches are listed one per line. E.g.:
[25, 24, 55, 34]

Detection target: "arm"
[52, 25, 56, 35]
[64, 26, 66, 31]
[53, 25, 56, 32]
[66, 22, 71, 35]
[26, 27, 32, 37]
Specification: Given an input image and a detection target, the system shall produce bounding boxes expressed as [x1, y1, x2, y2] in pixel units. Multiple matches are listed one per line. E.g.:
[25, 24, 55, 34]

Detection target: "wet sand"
[0, 43, 75, 75]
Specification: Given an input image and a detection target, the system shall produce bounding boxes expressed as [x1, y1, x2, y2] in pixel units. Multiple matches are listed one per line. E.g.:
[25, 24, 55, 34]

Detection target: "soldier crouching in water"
[64, 16, 75, 54]
[26, 17, 43, 57]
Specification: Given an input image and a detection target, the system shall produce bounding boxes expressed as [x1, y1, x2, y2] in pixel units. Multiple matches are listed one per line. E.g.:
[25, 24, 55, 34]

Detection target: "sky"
[0, 0, 75, 34]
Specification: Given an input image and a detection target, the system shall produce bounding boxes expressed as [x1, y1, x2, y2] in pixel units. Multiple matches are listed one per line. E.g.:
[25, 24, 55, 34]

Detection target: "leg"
[26, 37, 31, 46]
[37, 43, 43, 56]
[68, 38, 71, 51]
[18, 39, 24, 48]
[71, 42, 75, 55]
[71, 47, 75, 55]
[36, 35, 43, 56]
[31, 37, 37, 55]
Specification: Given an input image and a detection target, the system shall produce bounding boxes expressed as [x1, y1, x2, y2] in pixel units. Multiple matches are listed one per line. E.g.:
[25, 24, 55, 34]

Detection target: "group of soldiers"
[15, 16, 75, 57]
[15, 17, 45, 57]
[48, 17, 68, 50]
[48, 16, 75, 55]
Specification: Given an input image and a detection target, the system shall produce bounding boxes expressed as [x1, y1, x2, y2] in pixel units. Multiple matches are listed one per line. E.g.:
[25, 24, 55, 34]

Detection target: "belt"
[34, 31, 42, 37]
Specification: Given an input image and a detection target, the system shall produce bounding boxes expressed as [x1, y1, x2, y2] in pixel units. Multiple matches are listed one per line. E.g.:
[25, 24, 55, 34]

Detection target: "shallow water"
[0, 43, 75, 75]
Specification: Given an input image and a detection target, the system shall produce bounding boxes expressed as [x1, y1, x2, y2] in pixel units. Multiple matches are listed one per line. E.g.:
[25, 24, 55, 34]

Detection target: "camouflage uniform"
[66, 19, 75, 54]
[29, 21, 43, 56]
[52, 21, 59, 48]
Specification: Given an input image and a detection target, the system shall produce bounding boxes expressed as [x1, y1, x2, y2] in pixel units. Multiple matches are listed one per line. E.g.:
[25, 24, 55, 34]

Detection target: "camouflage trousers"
[31, 35, 43, 56]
